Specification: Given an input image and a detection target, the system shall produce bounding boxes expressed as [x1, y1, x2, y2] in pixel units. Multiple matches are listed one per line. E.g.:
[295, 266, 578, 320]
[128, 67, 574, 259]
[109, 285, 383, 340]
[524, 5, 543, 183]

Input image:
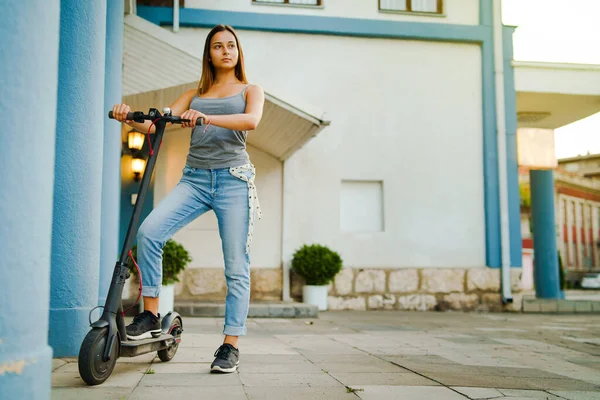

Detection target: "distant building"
[520, 154, 600, 289]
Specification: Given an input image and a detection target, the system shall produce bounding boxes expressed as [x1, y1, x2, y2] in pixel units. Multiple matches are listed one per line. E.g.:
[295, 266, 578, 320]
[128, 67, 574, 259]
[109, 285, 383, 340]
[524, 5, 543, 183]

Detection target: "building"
[3, 1, 600, 397]
[123, 0, 600, 310]
[520, 155, 600, 290]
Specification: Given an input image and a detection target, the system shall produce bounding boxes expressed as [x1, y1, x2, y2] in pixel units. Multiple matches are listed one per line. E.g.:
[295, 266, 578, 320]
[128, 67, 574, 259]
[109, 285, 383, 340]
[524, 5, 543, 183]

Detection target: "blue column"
[99, 0, 124, 305]
[530, 170, 561, 298]
[49, 0, 107, 356]
[0, 2, 59, 399]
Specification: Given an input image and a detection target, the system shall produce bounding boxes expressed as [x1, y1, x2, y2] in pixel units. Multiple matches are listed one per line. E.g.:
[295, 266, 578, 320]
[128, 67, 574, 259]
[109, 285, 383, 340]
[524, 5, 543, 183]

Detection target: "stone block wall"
[127, 267, 283, 301]
[127, 266, 524, 313]
[291, 267, 523, 312]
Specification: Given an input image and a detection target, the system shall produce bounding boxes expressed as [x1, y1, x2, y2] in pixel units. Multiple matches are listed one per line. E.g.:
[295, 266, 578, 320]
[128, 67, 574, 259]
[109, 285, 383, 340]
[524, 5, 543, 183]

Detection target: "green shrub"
[128, 239, 192, 286]
[291, 244, 342, 286]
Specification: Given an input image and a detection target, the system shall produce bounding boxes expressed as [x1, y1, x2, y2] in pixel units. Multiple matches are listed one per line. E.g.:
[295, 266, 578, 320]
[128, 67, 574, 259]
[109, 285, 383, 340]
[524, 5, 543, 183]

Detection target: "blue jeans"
[136, 165, 255, 336]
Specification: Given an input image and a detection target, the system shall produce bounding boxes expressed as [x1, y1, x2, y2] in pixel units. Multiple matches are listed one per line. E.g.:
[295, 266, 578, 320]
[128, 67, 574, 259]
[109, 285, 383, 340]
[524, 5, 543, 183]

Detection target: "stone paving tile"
[239, 361, 324, 374]
[177, 333, 226, 348]
[330, 371, 439, 386]
[148, 362, 211, 374]
[276, 335, 366, 355]
[244, 386, 359, 400]
[314, 360, 408, 373]
[138, 371, 242, 387]
[452, 386, 504, 399]
[500, 397, 560, 400]
[382, 355, 457, 365]
[116, 352, 157, 364]
[422, 372, 600, 391]
[239, 372, 343, 387]
[241, 354, 310, 364]
[130, 385, 248, 400]
[393, 362, 565, 378]
[51, 387, 132, 400]
[160, 347, 218, 363]
[548, 391, 600, 400]
[299, 353, 390, 364]
[52, 358, 67, 371]
[353, 385, 469, 400]
[52, 362, 148, 388]
[442, 336, 506, 345]
[499, 388, 564, 398]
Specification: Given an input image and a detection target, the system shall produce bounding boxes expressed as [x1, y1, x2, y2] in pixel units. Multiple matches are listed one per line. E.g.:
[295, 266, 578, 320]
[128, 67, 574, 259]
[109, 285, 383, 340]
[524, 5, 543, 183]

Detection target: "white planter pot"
[158, 284, 175, 317]
[303, 285, 329, 311]
[138, 284, 175, 318]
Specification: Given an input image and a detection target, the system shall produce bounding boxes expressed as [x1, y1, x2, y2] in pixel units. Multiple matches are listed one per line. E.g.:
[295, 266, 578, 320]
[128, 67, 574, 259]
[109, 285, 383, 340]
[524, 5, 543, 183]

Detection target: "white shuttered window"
[252, 0, 321, 6]
[380, 0, 443, 14]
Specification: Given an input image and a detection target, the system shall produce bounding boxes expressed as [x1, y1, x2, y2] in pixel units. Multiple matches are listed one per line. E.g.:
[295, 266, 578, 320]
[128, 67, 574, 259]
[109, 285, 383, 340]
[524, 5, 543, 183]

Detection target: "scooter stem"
[98, 115, 168, 359]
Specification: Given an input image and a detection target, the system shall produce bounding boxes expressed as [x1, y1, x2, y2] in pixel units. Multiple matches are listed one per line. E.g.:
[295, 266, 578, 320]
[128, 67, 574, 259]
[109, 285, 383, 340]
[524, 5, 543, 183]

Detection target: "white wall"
[154, 127, 283, 269]
[175, 28, 486, 269]
[184, 0, 479, 25]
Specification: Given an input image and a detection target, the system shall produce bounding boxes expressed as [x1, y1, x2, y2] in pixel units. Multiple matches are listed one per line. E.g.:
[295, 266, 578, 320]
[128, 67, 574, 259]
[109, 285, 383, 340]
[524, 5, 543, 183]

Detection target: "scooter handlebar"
[108, 110, 204, 126]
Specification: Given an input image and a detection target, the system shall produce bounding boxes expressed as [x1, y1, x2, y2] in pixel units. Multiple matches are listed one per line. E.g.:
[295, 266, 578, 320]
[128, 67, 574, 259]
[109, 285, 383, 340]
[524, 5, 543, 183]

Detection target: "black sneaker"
[210, 344, 239, 373]
[126, 310, 161, 340]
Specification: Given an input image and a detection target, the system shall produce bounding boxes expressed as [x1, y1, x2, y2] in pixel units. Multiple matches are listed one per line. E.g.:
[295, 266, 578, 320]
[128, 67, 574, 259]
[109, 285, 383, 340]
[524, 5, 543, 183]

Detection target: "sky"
[501, 0, 600, 159]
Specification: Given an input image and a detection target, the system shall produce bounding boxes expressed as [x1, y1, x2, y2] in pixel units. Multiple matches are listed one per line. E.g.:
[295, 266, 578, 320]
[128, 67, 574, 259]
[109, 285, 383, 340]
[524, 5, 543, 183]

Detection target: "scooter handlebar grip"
[196, 117, 204, 126]
[108, 111, 135, 120]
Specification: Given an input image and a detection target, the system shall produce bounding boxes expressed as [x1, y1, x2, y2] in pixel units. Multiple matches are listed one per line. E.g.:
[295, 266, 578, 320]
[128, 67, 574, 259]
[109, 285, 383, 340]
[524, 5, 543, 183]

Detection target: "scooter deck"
[120, 334, 176, 358]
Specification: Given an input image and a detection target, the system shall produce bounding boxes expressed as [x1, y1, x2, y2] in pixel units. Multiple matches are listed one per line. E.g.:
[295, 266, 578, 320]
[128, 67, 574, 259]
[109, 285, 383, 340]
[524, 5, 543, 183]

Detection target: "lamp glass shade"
[131, 156, 146, 175]
[128, 130, 145, 151]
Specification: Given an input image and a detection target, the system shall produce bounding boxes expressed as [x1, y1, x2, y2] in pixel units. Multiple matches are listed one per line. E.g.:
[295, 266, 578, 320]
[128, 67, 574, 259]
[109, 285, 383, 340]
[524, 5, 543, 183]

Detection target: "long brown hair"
[197, 25, 248, 95]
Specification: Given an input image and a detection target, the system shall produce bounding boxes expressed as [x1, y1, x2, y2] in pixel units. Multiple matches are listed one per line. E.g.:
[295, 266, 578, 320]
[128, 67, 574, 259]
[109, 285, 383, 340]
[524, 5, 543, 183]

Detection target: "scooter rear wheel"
[157, 316, 182, 362]
[78, 327, 119, 385]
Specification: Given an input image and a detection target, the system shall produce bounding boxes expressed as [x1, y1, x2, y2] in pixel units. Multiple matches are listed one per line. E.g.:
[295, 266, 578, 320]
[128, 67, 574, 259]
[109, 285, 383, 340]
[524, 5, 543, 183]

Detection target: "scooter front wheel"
[78, 327, 119, 385]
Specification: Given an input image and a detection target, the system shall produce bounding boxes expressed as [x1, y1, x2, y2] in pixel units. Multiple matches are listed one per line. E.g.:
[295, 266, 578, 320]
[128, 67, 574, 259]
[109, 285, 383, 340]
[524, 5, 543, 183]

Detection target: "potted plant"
[291, 244, 342, 311]
[128, 239, 192, 316]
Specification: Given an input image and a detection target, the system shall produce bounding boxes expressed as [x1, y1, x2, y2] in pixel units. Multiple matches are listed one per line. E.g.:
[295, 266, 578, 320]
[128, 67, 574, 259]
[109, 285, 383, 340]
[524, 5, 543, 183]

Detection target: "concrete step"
[173, 301, 319, 318]
[522, 295, 600, 313]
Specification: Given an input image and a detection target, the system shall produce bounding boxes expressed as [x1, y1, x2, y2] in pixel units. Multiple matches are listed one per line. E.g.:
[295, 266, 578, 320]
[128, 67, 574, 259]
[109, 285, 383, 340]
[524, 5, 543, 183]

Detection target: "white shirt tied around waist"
[229, 163, 262, 254]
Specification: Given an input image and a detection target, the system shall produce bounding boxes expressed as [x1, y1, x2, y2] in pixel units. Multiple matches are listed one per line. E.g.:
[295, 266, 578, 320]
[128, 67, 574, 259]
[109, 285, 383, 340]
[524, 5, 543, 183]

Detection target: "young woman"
[112, 24, 264, 373]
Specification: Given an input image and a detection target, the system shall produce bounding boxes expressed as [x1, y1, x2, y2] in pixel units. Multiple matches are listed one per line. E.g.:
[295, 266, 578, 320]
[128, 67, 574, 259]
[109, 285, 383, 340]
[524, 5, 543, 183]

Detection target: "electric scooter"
[77, 107, 203, 385]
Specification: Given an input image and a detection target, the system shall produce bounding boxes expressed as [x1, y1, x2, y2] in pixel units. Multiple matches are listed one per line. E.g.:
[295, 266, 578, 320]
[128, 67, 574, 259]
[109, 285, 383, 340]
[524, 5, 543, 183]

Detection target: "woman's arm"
[181, 85, 265, 131]
[210, 85, 265, 131]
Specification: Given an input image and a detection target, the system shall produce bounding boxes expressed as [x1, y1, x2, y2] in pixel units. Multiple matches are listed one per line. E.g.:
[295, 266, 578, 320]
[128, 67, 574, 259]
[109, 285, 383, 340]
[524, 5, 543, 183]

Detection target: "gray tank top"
[185, 86, 250, 169]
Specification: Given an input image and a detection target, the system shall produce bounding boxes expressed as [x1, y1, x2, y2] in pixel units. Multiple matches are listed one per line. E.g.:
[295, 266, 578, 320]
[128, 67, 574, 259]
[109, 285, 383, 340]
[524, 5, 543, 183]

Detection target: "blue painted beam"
[99, 0, 124, 305]
[0, 2, 59, 399]
[503, 25, 522, 267]
[479, 0, 501, 268]
[137, 5, 488, 43]
[49, 0, 107, 357]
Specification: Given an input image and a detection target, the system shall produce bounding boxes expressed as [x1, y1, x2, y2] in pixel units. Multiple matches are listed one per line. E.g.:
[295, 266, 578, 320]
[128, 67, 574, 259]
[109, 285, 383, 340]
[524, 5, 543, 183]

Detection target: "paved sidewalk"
[52, 311, 600, 399]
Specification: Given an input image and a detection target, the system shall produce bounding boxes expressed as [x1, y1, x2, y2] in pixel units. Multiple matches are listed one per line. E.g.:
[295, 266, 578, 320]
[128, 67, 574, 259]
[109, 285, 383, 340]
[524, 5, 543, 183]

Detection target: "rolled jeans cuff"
[141, 285, 161, 298]
[223, 325, 247, 337]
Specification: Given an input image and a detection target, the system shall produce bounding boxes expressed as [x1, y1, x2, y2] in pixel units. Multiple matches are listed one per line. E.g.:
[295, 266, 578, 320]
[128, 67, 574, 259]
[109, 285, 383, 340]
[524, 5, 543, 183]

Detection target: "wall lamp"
[125, 130, 146, 181]
[131, 156, 146, 182]
[127, 130, 145, 152]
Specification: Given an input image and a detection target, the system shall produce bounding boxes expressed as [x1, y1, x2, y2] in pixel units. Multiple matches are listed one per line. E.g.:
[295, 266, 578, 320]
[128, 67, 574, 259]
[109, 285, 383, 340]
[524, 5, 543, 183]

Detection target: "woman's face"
[209, 30, 239, 70]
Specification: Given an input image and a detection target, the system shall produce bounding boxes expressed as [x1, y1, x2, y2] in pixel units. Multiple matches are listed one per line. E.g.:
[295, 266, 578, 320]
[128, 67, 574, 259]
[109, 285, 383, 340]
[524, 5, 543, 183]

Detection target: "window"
[252, 0, 322, 6]
[137, 0, 184, 6]
[379, 0, 443, 14]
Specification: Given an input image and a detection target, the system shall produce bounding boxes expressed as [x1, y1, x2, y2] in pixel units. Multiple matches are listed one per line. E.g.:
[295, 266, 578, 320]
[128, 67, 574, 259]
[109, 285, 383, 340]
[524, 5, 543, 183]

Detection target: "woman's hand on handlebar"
[180, 109, 207, 128]
[112, 104, 132, 123]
